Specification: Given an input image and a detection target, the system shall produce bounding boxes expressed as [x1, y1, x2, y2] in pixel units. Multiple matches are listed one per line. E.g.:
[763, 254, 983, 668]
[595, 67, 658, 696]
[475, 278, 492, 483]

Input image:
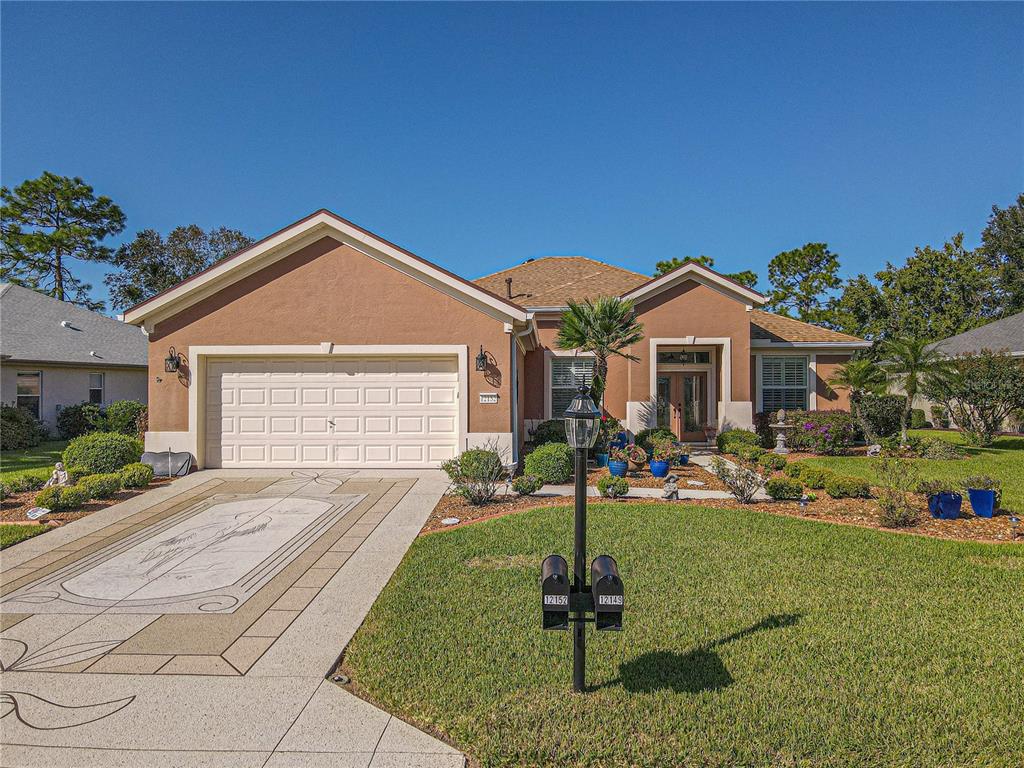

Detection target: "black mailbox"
[541, 554, 570, 630]
[591, 555, 623, 631]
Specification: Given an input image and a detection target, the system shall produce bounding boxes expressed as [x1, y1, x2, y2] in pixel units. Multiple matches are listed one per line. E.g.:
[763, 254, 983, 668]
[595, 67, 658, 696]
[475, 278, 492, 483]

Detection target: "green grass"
[345, 503, 1024, 768]
[0, 523, 48, 549]
[0, 440, 67, 484]
[803, 430, 1024, 510]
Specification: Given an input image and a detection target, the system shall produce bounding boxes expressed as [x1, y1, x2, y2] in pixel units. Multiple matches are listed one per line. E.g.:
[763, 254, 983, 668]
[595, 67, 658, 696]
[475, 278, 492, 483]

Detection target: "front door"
[656, 372, 707, 442]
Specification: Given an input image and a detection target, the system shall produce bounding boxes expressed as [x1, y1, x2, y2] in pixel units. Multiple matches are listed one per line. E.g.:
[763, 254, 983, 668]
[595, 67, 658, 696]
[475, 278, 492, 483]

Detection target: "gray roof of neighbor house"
[0, 283, 147, 368]
[928, 312, 1024, 357]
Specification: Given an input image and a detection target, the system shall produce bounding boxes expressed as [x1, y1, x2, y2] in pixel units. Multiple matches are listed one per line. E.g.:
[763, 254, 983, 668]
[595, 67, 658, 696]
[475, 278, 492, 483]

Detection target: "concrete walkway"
[0, 469, 464, 768]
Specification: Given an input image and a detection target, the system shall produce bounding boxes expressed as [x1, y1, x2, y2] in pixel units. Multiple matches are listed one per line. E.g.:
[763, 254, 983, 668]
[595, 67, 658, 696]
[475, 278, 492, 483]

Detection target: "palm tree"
[556, 296, 645, 408]
[828, 358, 887, 441]
[879, 337, 946, 444]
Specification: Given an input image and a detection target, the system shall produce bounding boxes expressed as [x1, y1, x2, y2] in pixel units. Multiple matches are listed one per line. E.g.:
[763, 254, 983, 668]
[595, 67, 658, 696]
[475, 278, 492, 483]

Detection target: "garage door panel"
[207, 355, 460, 468]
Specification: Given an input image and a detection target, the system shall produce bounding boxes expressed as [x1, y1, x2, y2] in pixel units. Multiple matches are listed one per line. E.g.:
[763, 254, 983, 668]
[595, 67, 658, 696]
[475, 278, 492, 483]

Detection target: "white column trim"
[187, 343, 468, 469]
[648, 338, 733, 428]
[809, 353, 818, 411]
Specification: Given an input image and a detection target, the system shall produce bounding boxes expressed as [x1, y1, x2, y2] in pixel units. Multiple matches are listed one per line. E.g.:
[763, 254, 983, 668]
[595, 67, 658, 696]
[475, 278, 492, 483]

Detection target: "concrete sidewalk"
[1, 469, 464, 768]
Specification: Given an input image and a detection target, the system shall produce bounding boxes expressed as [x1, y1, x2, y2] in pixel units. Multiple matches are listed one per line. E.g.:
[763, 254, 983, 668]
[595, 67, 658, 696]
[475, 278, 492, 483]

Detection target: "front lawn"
[0, 440, 68, 482]
[344, 503, 1024, 767]
[803, 430, 1023, 510]
[0, 523, 49, 549]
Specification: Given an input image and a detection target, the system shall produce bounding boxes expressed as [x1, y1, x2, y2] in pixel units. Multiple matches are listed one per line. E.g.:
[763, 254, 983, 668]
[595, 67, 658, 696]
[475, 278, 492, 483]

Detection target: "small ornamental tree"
[924, 350, 1024, 445]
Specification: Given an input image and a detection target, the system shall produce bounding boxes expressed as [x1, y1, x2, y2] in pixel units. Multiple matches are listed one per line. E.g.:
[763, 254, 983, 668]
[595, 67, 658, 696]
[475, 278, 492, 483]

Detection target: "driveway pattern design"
[0, 470, 463, 768]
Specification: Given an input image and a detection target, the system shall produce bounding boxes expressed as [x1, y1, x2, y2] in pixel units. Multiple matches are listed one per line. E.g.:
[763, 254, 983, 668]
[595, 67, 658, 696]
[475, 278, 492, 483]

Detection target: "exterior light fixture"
[164, 346, 182, 373]
[475, 346, 488, 372]
[563, 386, 601, 450]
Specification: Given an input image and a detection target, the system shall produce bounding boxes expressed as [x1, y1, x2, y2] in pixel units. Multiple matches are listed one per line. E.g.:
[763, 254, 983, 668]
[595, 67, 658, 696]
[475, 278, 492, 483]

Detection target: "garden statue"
[662, 474, 679, 500]
[769, 409, 793, 455]
[867, 444, 882, 457]
[43, 462, 69, 488]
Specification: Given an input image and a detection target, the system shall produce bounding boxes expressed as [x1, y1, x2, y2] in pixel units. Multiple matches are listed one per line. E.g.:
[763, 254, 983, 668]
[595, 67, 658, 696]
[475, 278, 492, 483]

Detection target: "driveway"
[0, 469, 463, 767]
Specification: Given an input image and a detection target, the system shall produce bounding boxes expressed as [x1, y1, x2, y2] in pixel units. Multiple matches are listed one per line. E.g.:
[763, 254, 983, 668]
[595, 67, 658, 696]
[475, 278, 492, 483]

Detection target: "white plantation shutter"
[761, 356, 808, 411]
[551, 357, 594, 416]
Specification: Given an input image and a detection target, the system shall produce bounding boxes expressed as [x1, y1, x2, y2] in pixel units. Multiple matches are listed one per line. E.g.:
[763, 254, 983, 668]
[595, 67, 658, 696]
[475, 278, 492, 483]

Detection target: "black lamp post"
[563, 385, 601, 692]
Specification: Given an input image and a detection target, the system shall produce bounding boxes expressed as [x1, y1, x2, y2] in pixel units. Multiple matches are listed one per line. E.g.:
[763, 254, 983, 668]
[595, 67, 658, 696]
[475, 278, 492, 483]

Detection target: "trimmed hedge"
[1, 405, 48, 450]
[120, 462, 155, 488]
[597, 475, 629, 498]
[737, 445, 766, 462]
[105, 400, 147, 436]
[767, 476, 803, 500]
[784, 462, 805, 479]
[78, 473, 123, 499]
[524, 443, 574, 484]
[716, 429, 761, 452]
[758, 453, 787, 472]
[531, 419, 567, 445]
[825, 475, 872, 499]
[63, 432, 143, 474]
[799, 466, 835, 490]
[34, 484, 90, 512]
[56, 402, 104, 439]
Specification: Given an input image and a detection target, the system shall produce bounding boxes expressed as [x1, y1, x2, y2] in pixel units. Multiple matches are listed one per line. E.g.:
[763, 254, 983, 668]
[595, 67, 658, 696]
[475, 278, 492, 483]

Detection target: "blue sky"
[3, 1, 1022, 311]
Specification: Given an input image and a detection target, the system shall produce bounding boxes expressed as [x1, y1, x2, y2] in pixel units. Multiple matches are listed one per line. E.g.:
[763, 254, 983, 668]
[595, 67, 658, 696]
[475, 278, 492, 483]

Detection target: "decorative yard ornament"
[867, 444, 882, 457]
[43, 462, 69, 488]
[662, 474, 680, 500]
[769, 409, 793, 455]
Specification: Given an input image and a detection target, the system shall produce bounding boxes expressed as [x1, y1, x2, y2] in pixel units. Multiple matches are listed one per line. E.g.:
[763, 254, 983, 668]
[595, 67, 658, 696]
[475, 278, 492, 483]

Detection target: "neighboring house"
[928, 312, 1023, 358]
[0, 283, 148, 431]
[121, 210, 869, 469]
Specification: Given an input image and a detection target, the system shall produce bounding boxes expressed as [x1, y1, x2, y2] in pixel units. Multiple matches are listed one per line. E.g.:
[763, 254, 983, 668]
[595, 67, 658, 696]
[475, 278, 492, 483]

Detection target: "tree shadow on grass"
[598, 613, 802, 694]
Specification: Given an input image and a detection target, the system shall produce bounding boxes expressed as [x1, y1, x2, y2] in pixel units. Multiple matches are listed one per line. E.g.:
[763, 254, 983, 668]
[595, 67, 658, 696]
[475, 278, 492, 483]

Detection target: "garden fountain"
[769, 408, 793, 455]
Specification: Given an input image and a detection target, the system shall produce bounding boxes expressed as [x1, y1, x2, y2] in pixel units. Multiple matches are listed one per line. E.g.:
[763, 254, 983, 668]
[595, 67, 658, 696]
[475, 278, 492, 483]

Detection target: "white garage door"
[206, 356, 460, 468]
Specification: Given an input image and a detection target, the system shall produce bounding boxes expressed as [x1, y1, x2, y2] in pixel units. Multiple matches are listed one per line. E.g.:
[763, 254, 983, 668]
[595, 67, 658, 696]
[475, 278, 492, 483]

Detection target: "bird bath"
[769, 409, 793, 455]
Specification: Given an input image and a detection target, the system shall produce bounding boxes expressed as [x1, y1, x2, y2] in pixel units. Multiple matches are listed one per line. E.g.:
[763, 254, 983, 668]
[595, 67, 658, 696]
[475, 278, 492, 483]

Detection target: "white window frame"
[16, 370, 42, 418]
[544, 350, 595, 419]
[89, 372, 105, 405]
[758, 355, 810, 413]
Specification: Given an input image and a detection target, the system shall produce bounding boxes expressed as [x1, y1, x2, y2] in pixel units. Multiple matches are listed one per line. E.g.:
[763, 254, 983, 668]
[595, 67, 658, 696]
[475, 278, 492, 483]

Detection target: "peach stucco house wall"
[122, 210, 868, 470]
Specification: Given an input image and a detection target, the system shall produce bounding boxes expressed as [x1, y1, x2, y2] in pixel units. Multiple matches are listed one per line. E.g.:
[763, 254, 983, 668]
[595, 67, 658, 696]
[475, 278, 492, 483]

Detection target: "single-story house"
[121, 210, 869, 469]
[1, 282, 148, 430]
[928, 311, 1023, 358]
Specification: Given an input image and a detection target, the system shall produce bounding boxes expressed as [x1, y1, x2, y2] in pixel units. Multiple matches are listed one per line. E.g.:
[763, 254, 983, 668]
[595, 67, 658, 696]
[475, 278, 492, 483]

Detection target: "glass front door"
[657, 372, 708, 441]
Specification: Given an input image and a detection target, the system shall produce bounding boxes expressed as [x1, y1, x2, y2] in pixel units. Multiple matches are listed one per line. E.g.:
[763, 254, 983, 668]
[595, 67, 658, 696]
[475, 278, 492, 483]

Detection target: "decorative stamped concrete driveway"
[0, 469, 463, 768]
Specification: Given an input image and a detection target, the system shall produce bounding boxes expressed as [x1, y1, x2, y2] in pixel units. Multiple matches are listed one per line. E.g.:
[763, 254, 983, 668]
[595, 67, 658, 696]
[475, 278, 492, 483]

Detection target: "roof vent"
[61, 320, 72, 328]
[89, 351, 100, 357]
[505, 277, 513, 298]
[524, 258, 535, 263]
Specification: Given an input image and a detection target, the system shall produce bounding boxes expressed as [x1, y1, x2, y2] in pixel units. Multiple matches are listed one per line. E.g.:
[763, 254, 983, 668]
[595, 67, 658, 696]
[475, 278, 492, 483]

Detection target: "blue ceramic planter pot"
[595, 453, 609, 468]
[967, 488, 996, 518]
[608, 460, 628, 478]
[933, 492, 962, 520]
[676, 455, 689, 466]
[649, 460, 670, 478]
[927, 494, 941, 517]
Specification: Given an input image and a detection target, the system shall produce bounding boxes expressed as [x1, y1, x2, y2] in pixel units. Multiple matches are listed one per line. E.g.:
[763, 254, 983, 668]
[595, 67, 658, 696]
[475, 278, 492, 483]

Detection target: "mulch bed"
[587, 463, 728, 491]
[0, 478, 173, 527]
[423, 482, 1022, 543]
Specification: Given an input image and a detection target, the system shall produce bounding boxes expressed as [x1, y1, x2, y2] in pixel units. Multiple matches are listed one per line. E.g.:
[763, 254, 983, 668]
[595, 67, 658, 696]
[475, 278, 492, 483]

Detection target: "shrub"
[790, 411, 856, 455]
[0, 482, 8, 501]
[512, 474, 543, 496]
[878, 489, 920, 527]
[120, 462, 155, 488]
[104, 400, 147, 436]
[910, 409, 929, 429]
[799, 465, 835, 490]
[784, 461, 805, 479]
[930, 405, 950, 429]
[720, 440, 742, 456]
[1, 405, 48, 450]
[524, 442, 574, 484]
[596, 416, 623, 452]
[8, 472, 47, 493]
[918, 437, 965, 460]
[531, 419, 567, 445]
[63, 432, 144, 474]
[78, 473, 123, 499]
[824, 474, 871, 499]
[737, 445, 766, 462]
[635, 428, 675, 454]
[962, 475, 1002, 506]
[716, 429, 761, 452]
[710, 456, 764, 503]
[767, 476, 803, 500]
[66, 465, 91, 483]
[597, 475, 629, 498]
[758, 453, 787, 472]
[858, 394, 905, 439]
[441, 447, 506, 505]
[56, 402, 104, 439]
[34, 483, 91, 512]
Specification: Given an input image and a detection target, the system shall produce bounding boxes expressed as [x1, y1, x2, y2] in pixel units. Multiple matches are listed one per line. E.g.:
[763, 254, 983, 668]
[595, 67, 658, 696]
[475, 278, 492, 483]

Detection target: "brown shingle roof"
[474, 257, 647, 308]
[750, 310, 865, 344]
[474, 257, 866, 344]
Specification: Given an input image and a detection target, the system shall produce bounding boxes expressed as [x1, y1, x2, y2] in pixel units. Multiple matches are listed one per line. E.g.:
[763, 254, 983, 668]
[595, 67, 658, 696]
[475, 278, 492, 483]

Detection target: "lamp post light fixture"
[164, 346, 182, 373]
[474, 345, 488, 372]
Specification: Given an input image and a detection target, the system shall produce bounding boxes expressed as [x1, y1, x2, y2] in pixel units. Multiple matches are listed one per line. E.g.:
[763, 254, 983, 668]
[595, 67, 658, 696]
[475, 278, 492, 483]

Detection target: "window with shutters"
[761, 356, 808, 412]
[550, 357, 594, 417]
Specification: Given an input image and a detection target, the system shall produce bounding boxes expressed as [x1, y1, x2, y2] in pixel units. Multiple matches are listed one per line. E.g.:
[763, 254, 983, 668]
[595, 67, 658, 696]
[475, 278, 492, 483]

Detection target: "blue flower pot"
[608, 460, 628, 478]
[967, 488, 996, 518]
[676, 455, 689, 466]
[595, 453, 609, 468]
[927, 494, 941, 517]
[934, 492, 962, 520]
[649, 460, 670, 478]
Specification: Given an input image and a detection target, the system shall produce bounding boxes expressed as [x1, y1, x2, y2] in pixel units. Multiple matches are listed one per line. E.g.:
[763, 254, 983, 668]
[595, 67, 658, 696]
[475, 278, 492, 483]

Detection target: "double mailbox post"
[541, 386, 624, 692]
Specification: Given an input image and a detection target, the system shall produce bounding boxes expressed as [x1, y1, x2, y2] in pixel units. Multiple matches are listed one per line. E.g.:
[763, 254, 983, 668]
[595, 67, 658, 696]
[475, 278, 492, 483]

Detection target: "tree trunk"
[54, 248, 64, 301]
[594, 355, 609, 410]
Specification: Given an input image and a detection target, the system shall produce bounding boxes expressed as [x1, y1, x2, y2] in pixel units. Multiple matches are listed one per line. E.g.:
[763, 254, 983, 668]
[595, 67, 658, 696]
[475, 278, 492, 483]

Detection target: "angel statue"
[43, 462, 69, 488]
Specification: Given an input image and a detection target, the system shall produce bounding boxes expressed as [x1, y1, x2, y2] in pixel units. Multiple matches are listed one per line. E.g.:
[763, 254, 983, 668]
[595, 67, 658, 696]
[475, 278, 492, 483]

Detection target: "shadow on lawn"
[601, 613, 802, 694]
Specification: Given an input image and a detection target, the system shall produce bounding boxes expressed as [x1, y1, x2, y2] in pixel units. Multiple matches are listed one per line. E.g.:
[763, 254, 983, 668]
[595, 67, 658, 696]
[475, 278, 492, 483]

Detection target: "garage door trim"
[187, 344, 468, 468]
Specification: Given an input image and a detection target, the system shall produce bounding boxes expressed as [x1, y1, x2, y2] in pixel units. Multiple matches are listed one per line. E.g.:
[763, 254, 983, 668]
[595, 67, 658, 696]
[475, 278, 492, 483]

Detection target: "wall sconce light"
[475, 345, 488, 372]
[164, 346, 182, 373]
